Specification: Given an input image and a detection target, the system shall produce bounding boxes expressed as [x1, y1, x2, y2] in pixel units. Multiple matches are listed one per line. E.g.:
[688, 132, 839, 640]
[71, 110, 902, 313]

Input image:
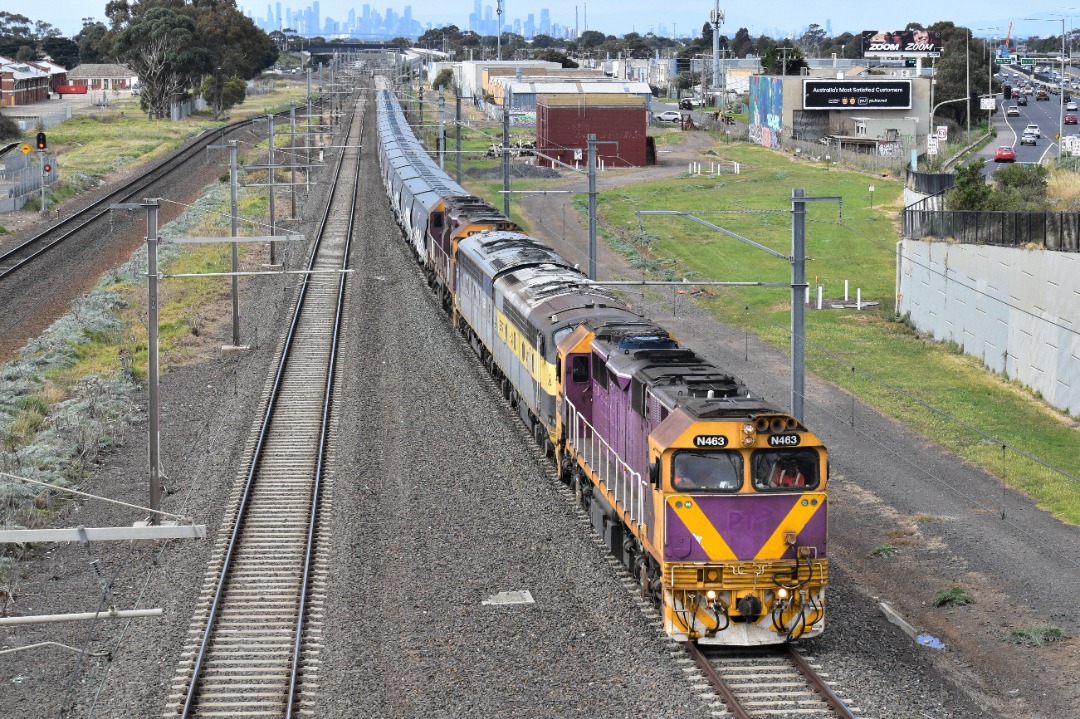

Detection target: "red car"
[1065, 114, 1078, 125]
[994, 146, 1017, 162]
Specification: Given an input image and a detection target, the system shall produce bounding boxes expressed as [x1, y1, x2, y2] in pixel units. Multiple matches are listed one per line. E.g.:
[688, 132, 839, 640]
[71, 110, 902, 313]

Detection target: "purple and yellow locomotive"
[376, 88, 828, 645]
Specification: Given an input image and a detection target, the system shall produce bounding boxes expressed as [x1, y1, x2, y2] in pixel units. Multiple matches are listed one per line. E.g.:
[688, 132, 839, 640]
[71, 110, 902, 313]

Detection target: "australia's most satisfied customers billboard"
[802, 80, 912, 111]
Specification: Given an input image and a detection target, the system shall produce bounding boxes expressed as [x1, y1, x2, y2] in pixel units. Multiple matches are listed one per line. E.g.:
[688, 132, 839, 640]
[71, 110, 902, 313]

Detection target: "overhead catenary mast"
[711, 2, 724, 108]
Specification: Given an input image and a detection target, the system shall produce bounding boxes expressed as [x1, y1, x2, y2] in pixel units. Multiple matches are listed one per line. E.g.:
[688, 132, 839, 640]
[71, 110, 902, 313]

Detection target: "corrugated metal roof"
[67, 63, 134, 79]
[508, 81, 652, 95]
[537, 93, 647, 108]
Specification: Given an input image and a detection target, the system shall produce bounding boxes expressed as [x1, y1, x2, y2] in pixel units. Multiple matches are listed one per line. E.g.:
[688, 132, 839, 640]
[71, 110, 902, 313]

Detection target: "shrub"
[932, 586, 975, 607]
[1009, 624, 1069, 647]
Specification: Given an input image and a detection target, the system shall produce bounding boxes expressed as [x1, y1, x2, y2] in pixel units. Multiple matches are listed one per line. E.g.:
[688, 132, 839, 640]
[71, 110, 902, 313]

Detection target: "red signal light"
[36, 132, 46, 150]
[43, 164, 52, 173]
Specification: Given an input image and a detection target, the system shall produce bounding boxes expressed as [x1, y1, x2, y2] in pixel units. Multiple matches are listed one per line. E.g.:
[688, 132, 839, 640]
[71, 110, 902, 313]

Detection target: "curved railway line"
[0, 105, 318, 280]
[685, 641, 860, 719]
[162, 94, 360, 718]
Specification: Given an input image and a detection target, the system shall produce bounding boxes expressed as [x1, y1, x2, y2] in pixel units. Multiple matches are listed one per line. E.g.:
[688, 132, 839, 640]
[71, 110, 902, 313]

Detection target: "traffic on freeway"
[978, 66, 1080, 170]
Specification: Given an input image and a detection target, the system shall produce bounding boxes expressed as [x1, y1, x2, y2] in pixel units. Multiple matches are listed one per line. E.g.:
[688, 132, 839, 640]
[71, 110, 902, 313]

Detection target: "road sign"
[19, 144, 30, 154]
[980, 98, 996, 110]
[995, 58, 1011, 65]
[927, 136, 939, 155]
[1021, 58, 1036, 66]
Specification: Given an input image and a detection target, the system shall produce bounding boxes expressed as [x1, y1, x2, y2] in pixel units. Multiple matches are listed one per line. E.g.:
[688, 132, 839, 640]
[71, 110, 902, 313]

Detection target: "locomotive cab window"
[750, 449, 820, 491]
[571, 355, 589, 384]
[671, 451, 742, 492]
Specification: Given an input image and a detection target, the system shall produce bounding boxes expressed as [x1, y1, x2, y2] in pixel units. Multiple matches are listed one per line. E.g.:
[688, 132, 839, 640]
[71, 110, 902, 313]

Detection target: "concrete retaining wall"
[897, 240, 1080, 415]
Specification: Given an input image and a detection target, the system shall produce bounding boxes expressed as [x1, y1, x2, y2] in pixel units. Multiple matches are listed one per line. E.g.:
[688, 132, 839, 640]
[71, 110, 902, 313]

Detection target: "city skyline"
[3, 0, 1078, 43]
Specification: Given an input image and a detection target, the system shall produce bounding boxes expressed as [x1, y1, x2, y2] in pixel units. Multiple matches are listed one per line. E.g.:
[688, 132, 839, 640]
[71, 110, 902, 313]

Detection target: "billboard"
[862, 30, 942, 57]
[803, 80, 912, 111]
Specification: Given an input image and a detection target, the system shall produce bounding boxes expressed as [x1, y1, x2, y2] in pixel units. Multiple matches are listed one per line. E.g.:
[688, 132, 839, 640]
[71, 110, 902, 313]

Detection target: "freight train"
[375, 86, 828, 645]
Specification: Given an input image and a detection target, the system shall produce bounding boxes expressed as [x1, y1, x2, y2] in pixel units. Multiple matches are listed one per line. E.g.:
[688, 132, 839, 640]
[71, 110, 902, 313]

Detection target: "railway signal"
[43, 163, 51, 173]
[36, 132, 46, 150]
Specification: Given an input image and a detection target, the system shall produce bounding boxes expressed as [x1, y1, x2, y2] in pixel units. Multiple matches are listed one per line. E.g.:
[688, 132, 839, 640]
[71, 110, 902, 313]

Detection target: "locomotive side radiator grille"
[565, 399, 646, 526]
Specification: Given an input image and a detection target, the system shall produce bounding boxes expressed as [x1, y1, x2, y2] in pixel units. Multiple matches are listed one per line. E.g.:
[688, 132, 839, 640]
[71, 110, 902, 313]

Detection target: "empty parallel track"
[686, 642, 860, 719]
[163, 92, 362, 718]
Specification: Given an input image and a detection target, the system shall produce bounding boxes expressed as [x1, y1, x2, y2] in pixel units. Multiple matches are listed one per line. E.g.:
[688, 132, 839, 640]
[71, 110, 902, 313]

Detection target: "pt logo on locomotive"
[693, 435, 728, 447]
[768, 434, 801, 447]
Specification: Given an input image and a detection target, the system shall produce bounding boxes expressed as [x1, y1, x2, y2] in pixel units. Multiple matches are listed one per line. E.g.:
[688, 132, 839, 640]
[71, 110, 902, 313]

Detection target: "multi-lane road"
[978, 68, 1079, 167]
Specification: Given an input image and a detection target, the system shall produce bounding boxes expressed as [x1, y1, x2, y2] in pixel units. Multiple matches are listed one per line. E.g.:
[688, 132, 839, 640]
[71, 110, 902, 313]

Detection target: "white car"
[1006, 105, 1020, 116]
[654, 110, 684, 123]
[1025, 124, 1041, 138]
[1068, 101, 1078, 111]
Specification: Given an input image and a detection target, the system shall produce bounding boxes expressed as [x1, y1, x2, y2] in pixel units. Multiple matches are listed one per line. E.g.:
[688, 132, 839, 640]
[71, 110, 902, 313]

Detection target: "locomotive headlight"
[742, 422, 754, 435]
[706, 590, 717, 600]
[742, 435, 755, 447]
[777, 587, 789, 600]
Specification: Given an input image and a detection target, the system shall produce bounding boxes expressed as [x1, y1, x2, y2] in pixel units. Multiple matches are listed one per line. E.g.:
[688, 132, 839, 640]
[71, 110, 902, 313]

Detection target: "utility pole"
[267, 114, 278, 266]
[439, 85, 446, 170]
[790, 189, 807, 421]
[455, 91, 462, 184]
[497, 0, 503, 61]
[586, 134, 618, 280]
[228, 141, 241, 347]
[290, 105, 297, 218]
[502, 91, 511, 216]
[145, 198, 161, 524]
[306, 68, 313, 192]
[711, 3, 723, 107]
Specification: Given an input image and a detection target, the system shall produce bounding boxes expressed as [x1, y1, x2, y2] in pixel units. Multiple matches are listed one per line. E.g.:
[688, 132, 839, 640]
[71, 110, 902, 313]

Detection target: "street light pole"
[1024, 17, 1068, 157]
[966, 29, 971, 138]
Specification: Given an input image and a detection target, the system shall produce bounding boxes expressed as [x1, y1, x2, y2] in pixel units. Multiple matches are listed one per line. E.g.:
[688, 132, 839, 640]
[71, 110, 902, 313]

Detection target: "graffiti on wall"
[748, 75, 784, 148]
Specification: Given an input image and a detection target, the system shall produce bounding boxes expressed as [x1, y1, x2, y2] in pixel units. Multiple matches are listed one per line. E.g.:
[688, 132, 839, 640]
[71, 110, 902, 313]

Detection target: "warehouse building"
[536, 94, 650, 168]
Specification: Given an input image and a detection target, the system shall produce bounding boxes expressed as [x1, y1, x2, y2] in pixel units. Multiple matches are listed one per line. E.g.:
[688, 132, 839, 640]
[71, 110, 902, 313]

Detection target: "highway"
[976, 67, 1079, 170]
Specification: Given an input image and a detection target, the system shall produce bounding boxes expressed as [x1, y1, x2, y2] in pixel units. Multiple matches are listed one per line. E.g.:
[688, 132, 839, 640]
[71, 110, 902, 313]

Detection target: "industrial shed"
[536, 94, 649, 168]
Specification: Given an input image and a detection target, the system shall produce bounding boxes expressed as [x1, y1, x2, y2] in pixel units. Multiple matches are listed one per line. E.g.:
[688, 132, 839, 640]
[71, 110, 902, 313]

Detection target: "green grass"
[456, 134, 1080, 525]
[871, 543, 898, 558]
[1008, 624, 1070, 647]
[932, 586, 975, 607]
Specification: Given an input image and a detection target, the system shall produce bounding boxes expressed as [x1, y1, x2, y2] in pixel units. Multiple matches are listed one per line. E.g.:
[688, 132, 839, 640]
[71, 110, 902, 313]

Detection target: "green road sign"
[1021, 58, 1036, 66]
[995, 58, 1011, 65]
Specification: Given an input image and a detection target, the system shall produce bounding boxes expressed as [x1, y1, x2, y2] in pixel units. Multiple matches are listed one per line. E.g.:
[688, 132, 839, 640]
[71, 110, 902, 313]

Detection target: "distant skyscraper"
[825, 19, 832, 36]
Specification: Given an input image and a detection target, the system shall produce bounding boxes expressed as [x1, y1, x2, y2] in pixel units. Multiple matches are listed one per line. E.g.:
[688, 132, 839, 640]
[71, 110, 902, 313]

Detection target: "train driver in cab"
[672, 451, 741, 492]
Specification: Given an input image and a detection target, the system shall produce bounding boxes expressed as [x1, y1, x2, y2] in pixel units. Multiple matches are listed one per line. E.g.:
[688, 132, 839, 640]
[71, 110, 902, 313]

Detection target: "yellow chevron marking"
[667, 498, 736, 561]
[754, 494, 825, 560]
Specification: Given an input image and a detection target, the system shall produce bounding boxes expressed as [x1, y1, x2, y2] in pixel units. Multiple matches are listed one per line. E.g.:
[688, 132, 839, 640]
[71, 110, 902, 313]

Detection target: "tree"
[193, 1, 277, 118]
[947, 160, 992, 210]
[730, 27, 753, 58]
[114, 6, 212, 118]
[536, 49, 578, 68]
[762, 44, 807, 75]
[42, 36, 80, 68]
[75, 19, 109, 65]
[431, 67, 454, 90]
[930, 27, 990, 128]
[198, 74, 246, 117]
[0, 111, 19, 141]
[989, 163, 1051, 211]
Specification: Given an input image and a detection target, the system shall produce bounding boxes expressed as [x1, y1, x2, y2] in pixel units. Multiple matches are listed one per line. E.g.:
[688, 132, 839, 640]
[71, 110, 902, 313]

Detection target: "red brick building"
[536, 94, 648, 168]
[0, 58, 50, 106]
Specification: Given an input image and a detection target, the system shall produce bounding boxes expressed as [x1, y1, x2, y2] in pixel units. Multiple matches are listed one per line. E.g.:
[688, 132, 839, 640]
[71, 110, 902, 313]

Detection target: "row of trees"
[0, 1, 277, 119]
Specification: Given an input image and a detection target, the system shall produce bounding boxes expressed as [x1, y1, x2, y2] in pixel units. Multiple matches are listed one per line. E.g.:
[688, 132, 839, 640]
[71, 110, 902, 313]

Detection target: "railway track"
[162, 93, 361, 718]
[685, 641, 860, 719]
[0, 105, 321, 280]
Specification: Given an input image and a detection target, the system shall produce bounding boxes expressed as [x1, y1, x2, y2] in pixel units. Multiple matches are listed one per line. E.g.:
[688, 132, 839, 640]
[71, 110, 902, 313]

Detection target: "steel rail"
[176, 94, 358, 718]
[684, 641, 754, 719]
[285, 104, 362, 718]
[786, 643, 859, 719]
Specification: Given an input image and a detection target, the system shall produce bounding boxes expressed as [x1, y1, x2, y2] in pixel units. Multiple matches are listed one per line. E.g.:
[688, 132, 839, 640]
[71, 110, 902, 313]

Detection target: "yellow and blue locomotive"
[376, 88, 828, 645]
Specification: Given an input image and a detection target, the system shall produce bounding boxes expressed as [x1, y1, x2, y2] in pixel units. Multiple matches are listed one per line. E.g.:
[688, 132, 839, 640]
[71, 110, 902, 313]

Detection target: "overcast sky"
[5, 0, 1075, 42]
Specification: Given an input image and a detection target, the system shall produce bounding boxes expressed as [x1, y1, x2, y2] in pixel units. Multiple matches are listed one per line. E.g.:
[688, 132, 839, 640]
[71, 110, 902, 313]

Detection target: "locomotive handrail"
[564, 399, 645, 527]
